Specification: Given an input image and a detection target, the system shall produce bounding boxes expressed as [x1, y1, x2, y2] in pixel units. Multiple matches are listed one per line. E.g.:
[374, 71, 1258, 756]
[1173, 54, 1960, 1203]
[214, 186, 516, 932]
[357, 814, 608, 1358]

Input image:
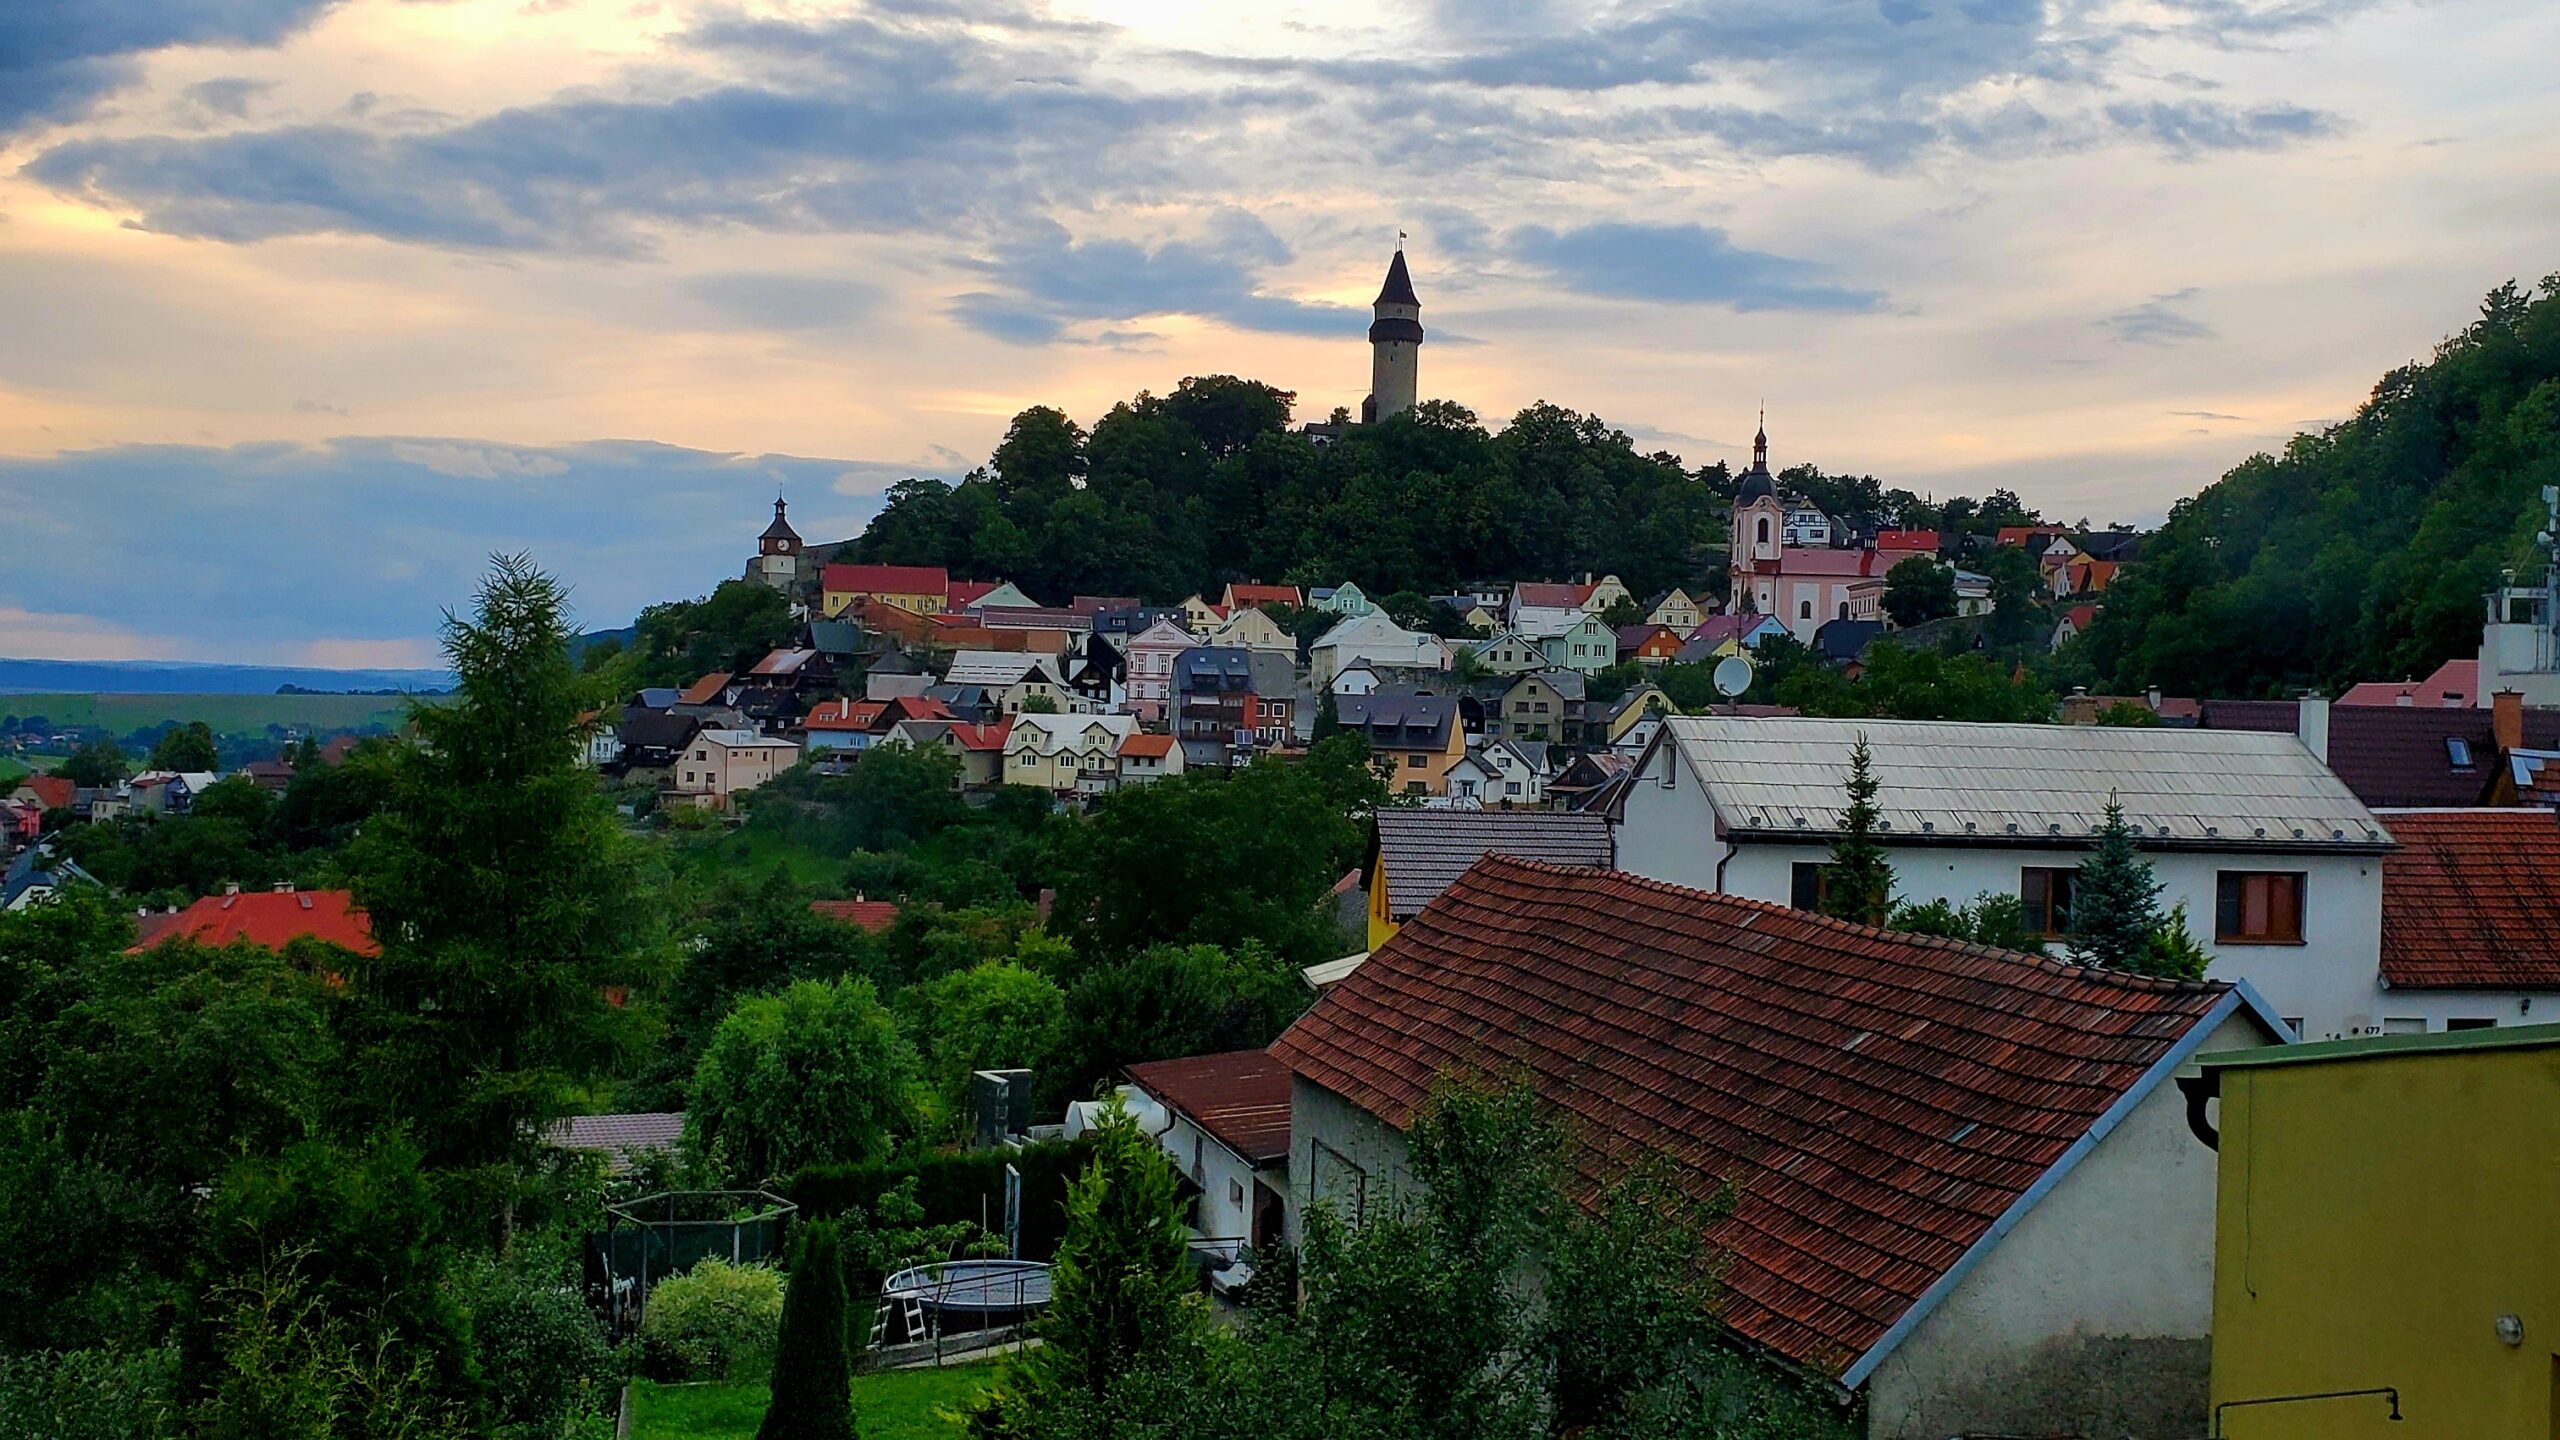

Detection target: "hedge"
[786, 1139, 1093, 1267]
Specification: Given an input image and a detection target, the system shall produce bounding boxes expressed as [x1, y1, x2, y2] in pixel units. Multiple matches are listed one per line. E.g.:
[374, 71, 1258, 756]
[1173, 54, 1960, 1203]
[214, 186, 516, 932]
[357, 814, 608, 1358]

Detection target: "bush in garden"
[638, 1259, 784, 1382]
[453, 1257, 621, 1436]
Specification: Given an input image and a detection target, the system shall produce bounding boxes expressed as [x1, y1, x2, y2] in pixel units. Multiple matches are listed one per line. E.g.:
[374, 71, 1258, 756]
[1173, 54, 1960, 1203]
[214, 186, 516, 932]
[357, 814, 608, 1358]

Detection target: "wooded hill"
[2083, 276, 2560, 697]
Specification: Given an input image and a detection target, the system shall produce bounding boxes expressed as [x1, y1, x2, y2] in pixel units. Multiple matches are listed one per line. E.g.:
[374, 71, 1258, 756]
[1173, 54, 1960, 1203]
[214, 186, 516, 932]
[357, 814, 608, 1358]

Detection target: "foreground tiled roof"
[1373, 808, 1613, 918]
[2376, 809, 2560, 989]
[1125, 1049, 1292, 1166]
[1269, 857, 2246, 1378]
[129, 888, 379, 956]
[809, 898, 899, 933]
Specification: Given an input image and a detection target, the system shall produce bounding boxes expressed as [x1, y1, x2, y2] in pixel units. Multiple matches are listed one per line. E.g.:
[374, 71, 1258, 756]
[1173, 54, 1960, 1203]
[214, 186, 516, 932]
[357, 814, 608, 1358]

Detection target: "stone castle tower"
[1361, 247, 1423, 423]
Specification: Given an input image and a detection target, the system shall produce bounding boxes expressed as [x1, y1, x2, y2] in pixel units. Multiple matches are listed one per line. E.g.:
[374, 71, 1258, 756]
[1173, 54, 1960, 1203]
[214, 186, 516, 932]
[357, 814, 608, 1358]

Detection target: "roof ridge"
[1479, 856, 2224, 996]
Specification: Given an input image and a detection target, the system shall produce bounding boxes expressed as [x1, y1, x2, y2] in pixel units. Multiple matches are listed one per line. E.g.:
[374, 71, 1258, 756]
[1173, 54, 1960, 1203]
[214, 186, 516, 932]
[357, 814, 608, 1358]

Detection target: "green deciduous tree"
[1882, 555, 1958, 627]
[1887, 893, 2047, 954]
[57, 740, 128, 789]
[756, 1221, 856, 1440]
[906, 960, 1067, 1123]
[686, 978, 920, 1183]
[148, 721, 219, 774]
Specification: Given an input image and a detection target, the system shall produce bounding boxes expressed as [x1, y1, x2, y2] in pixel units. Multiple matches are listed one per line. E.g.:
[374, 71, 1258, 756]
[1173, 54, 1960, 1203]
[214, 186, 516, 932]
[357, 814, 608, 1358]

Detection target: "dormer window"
[2447, 737, 2475, 769]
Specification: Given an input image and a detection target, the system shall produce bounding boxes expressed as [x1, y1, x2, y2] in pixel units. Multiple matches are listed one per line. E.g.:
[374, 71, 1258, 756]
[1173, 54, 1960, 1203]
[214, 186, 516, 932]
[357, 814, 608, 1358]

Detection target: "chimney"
[2146, 686, 2162, 711]
[273, 880, 294, 893]
[2493, 689, 2524, 753]
[222, 881, 241, 897]
[2296, 692, 2331, 764]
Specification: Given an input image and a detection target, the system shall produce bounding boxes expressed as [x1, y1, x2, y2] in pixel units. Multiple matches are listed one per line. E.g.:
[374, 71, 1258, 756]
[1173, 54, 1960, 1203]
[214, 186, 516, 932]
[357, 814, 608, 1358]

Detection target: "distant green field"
[0, 757, 26, 783]
[0, 692, 426, 736]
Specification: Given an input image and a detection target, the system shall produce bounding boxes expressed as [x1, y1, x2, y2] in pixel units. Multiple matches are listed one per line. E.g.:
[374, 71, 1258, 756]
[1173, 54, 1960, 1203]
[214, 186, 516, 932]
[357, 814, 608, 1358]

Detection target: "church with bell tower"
[1728, 416, 1888, 640]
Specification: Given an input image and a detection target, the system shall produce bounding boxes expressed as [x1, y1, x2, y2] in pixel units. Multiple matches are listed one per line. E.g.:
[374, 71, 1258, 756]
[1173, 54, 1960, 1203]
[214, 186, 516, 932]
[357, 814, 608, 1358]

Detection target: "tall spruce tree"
[2072, 799, 2165, 971]
[345, 554, 664, 1177]
[756, 1221, 856, 1440]
[1821, 737, 1894, 927]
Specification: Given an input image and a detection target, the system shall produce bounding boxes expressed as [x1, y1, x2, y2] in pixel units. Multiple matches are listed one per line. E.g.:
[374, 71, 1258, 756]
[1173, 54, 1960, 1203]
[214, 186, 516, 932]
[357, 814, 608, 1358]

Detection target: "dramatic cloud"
[0, 437, 949, 661]
[2103, 289, 2217, 346]
[0, 0, 337, 134]
[1509, 223, 1886, 313]
[951, 216, 1354, 343]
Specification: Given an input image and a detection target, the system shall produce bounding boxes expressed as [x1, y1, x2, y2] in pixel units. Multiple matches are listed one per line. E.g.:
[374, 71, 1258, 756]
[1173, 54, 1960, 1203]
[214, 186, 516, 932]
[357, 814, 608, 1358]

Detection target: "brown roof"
[678, 672, 731, 706]
[1513, 581, 1591, 609]
[1269, 857, 2256, 1380]
[1373, 808, 1613, 919]
[2201, 699, 2560, 808]
[1125, 1048, 1292, 1166]
[2377, 809, 2560, 989]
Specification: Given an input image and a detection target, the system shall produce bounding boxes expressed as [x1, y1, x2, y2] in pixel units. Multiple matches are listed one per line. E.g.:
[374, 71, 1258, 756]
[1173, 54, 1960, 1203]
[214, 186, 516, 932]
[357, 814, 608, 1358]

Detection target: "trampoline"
[879, 1259, 1054, 1337]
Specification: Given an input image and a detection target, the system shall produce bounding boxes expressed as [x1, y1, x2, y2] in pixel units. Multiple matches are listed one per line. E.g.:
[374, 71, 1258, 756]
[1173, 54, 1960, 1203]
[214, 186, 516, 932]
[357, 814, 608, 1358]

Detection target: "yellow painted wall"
[2209, 1045, 2560, 1438]
[1365, 855, 1398, 951]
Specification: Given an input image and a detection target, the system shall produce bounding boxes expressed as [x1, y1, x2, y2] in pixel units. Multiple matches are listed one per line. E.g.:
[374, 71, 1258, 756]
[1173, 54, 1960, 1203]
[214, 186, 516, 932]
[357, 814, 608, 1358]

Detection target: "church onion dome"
[1735, 464, 1777, 504]
[1368, 315, 1426, 344]
[1374, 249, 1420, 308]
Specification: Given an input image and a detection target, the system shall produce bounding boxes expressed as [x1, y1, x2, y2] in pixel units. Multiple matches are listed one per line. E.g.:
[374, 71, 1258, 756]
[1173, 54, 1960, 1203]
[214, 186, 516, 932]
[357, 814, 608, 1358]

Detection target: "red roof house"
[2339, 658, 2480, 709]
[16, 774, 75, 812]
[2375, 808, 2560, 990]
[1271, 857, 2279, 1432]
[823, 563, 950, 599]
[128, 887, 379, 956]
[1124, 1048, 1293, 1168]
[1511, 580, 1593, 610]
[1221, 582, 1303, 611]
[1873, 528, 1939, 554]
[809, 898, 900, 933]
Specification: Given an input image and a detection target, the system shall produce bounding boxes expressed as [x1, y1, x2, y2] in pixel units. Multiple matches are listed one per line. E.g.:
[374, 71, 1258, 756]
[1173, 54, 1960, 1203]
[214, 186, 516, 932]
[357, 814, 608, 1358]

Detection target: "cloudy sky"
[1, 0, 2553, 664]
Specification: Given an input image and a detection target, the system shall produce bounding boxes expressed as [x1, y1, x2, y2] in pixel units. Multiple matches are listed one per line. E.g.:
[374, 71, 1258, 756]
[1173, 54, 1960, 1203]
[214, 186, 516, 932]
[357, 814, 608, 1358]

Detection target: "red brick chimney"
[2492, 689, 2524, 753]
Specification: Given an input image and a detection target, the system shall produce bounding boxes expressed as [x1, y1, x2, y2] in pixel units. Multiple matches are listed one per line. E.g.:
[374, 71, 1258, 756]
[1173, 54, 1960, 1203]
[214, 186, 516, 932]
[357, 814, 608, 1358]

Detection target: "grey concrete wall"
[1860, 1011, 2265, 1440]
[1284, 1076, 1414, 1245]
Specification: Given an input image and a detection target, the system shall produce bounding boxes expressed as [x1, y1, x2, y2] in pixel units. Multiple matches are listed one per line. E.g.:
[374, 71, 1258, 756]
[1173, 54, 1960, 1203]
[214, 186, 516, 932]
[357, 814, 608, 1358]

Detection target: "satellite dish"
[1713, 654, 1755, 699]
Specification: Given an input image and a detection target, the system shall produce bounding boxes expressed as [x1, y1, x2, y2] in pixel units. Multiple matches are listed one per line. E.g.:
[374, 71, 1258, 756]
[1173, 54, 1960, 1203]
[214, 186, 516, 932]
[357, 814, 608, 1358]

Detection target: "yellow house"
[1180, 594, 1226, 630]
[1595, 682, 1671, 746]
[1643, 587, 1703, 631]
[1578, 573, 1633, 614]
[2191, 1024, 2560, 1438]
[821, 562, 948, 618]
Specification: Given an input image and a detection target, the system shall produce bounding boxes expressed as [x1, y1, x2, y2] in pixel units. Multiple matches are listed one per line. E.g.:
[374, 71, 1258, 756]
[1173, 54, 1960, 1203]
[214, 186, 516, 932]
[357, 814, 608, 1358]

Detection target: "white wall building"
[1310, 611, 1450, 688]
[1614, 716, 2396, 1041]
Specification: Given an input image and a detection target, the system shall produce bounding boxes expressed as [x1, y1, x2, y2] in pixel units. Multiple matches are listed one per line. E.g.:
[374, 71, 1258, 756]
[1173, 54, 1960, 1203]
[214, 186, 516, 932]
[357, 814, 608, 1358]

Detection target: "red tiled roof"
[946, 578, 1001, 608]
[128, 888, 379, 956]
[19, 774, 75, 810]
[1119, 733, 1176, 759]
[2377, 809, 2560, 989]
[1269, 857, 2244, 1378]
[1874, 529, 1938, 550]
[2062, 604, 2098, 630]
[824, 562, 949, 596]
[1513, 581, 1591, 609]
[809, 899, 900, 933]
[1225, 583, 1303, 609]
[1072, 595, 1140, 616]
[2340, 658, 2480, 709]
[1766, 547, 1887, 578]
[1126, 1048, 1292, 1166]
[678, 672, 731, 705]
[803, 698, 876, 731]
[946, 719, 1012, 751]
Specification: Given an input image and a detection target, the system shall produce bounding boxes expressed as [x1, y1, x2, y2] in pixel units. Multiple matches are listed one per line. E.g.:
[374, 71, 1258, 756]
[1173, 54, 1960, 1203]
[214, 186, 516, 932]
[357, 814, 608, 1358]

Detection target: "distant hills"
[0, 657, 457, 696]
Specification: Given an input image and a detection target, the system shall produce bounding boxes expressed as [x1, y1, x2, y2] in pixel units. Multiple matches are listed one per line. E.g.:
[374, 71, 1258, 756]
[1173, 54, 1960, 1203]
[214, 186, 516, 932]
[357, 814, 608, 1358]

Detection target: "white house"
[1310, 611, 1450, 688]
[2367, 807, 2560, 1033]
[1003, 712, 1140, 794]
[943, 651, 1076, 714]
[1116, 1049, 1293, 1274]
[1116, 732, 1186, 785]
[1781, 498, 1834, 547]
[1123, 617, 1195, 722]
[1444, 739, 1547, 808]
[1329, 661, 1382, 698]
[1613, 716, 2394, 1042]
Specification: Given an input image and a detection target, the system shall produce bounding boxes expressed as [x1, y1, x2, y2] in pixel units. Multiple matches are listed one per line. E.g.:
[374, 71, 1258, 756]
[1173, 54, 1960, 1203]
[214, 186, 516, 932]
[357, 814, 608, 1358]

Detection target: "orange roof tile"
[1126, 1049, 1292, 1166]
[809, 899, 900, 933]
[2377, 809, 2560, 988]
[1118, 733, 1176, 759]
[129, 888, 378, 956]
[1270, 856, 2251, 1378]
[678, 672, 731, 705]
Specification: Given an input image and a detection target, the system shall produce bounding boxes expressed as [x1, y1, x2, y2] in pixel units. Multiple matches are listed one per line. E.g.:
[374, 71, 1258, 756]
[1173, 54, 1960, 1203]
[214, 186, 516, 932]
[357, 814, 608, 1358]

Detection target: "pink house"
[1122, 616, 1195, 722]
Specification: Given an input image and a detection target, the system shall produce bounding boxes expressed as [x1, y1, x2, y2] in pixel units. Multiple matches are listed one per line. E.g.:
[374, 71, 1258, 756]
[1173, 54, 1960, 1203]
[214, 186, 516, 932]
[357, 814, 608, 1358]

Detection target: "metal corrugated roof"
[1374, 808, 1614, 916]
[943, 651, 1060, 687]
[1660, 716, 2388, 851]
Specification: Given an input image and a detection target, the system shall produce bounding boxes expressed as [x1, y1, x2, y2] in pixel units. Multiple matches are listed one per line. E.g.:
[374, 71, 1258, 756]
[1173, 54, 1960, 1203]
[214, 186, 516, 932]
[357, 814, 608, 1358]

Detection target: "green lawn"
[628, 1362, 1000, 1440]
[667, 823, 844, 888]
[0, 756, 26, 783]
[0, 692, 426, 736]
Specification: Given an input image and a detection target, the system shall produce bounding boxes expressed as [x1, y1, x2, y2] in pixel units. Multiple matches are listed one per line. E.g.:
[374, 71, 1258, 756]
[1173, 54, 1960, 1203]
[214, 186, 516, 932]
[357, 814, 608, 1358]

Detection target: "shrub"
[638, 1259, 785, 1382]
[755, 1221, 855, 1440]
[0, 1346, 179, 1440]
[453, 1258, 621, 1435]
[789, 1139, 1089, 1267]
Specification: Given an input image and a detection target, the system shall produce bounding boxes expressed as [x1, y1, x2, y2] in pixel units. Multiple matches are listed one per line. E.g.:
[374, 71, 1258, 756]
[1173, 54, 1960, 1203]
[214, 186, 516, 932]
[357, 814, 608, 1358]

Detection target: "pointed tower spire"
[1363, 243, 1424, 423]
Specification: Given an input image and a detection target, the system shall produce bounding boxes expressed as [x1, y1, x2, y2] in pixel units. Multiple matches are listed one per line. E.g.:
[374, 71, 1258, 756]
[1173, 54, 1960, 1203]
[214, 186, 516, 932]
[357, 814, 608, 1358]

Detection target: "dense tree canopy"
[852, 389, 1731, 604]
[2085, 276, 2560, 695]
